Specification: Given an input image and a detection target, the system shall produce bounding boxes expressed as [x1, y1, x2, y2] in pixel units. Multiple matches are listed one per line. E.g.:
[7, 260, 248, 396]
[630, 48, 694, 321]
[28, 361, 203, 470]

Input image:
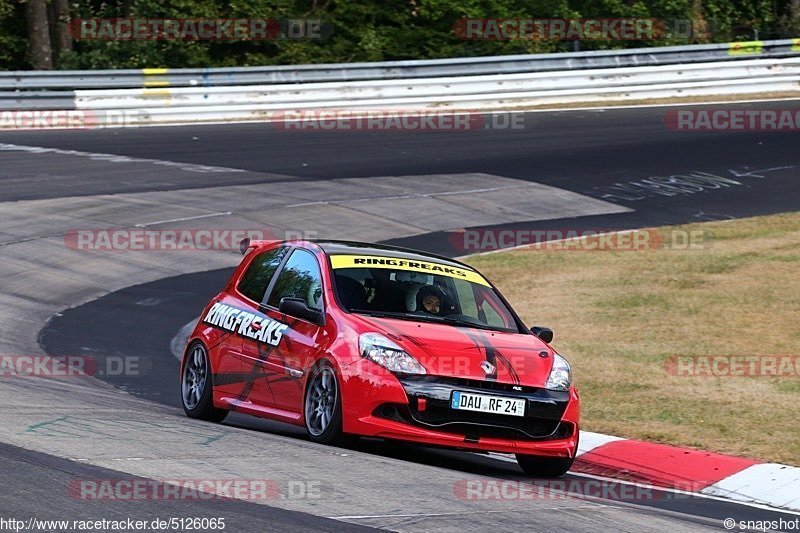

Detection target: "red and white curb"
[492, 431, 800, 512]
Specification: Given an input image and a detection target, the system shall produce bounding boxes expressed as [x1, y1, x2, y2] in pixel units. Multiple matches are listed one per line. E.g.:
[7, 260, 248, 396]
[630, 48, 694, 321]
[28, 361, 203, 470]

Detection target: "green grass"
[465, 212, 800, 464]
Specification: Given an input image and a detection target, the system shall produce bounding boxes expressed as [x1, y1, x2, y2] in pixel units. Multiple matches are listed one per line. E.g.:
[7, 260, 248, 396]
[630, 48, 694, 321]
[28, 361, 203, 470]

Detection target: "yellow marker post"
[142, 68, 170, 87]
[330, 255, 491, 287]
[792, 38, 800, 52]
[141, 88, 171, 101]
[728, 41, 764, 56]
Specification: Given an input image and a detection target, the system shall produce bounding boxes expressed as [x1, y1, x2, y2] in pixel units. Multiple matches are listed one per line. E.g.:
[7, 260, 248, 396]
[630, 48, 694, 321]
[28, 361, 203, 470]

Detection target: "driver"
[416, 284, 447, 315]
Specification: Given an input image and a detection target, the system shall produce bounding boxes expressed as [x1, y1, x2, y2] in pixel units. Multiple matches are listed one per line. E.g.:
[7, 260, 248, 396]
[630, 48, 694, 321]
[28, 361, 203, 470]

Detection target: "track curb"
[574, 431, 800, 512]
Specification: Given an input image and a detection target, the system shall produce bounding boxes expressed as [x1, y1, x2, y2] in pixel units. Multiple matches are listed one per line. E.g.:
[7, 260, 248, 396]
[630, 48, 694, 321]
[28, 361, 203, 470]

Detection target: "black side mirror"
[279, 297, 324, 326]
[531, 326, 553, 344]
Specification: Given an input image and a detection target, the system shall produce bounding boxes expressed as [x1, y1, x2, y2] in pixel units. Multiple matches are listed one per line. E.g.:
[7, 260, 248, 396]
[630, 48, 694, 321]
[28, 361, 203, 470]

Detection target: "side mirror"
[531, 326, 553, 344]
[279, 297, 324, 326]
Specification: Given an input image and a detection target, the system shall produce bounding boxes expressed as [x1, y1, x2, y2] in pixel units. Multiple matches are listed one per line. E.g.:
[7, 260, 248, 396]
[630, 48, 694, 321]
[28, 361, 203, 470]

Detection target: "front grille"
[373, 402, 574, 441]
[383, 375, 573, 442]
[433, 376, 539, 393]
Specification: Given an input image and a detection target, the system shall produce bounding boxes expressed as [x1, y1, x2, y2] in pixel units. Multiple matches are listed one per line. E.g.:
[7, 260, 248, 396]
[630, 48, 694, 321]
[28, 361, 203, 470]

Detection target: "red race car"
[180, 239, 579, 477]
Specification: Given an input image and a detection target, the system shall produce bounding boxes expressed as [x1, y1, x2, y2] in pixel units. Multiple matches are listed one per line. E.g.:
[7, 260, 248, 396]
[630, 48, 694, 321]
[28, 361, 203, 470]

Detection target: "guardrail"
[1, 38, 799, 124]
[2, 38, 800, 91]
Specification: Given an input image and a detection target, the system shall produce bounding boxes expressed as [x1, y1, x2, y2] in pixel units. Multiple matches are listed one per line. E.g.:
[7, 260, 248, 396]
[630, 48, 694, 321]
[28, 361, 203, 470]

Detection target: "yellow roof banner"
[330, 254, 491, 287]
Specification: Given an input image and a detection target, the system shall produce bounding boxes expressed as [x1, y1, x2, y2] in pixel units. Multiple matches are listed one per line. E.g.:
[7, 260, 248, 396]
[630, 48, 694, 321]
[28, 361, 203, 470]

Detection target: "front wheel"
[515, 454, 575, 478]
[181, 342, 228, 423]
[303, 360, 354, 446]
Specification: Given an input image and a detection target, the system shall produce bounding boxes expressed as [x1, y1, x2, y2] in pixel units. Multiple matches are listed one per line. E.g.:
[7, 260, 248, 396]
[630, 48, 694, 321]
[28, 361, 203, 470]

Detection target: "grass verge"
[466, 212, 800, 465]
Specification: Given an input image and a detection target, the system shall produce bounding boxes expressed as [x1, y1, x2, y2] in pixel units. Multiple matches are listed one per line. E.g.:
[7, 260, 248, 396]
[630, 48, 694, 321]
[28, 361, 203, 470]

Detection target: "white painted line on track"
[171, 319, 198, 360]
[285, 184, 534, 208]
[134, 211, 232, 227]
[0, 143, 245, 173]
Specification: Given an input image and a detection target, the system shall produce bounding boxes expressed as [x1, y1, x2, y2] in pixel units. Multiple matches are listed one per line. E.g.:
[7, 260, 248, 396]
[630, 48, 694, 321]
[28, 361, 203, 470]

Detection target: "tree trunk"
[49, 0, 73, 63]
[25, 0, 53, 69]
[122, 0, 135, 18]
[691, 0, 711, 42]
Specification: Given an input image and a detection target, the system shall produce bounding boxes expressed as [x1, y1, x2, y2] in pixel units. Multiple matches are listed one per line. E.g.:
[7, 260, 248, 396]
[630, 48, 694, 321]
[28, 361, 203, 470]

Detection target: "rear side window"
[267, 249, 324, 311]
[237, 247, 287, 303]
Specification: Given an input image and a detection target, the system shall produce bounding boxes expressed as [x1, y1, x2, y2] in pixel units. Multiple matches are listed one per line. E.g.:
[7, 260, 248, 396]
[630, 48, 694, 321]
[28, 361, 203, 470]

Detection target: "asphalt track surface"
[2, 101, 800, 531]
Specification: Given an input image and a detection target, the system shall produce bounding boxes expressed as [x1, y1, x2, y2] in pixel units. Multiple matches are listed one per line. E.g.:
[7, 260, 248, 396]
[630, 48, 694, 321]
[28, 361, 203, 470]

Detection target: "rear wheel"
[304, 360, 354, 446]
[181, 342, 228, 423]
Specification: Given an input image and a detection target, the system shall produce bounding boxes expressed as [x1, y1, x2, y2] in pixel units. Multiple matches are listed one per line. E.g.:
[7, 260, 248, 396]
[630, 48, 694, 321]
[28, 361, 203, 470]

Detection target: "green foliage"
[0, 1, 27, 69]
[1, 0, 799, 69]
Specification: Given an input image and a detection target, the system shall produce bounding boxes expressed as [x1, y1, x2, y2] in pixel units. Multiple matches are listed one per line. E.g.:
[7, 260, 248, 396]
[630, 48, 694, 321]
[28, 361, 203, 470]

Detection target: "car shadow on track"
[220, 412, 526, 478]
[213, 412, 800, 529]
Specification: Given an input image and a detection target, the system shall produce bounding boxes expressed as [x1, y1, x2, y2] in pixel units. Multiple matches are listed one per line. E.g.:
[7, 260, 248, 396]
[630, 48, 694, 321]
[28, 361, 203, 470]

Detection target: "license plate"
[451, 391, 526, 417]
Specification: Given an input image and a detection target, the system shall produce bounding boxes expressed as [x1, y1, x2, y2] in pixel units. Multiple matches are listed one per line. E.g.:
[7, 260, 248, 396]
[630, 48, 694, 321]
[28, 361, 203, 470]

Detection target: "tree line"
[3, 0, 799, 70]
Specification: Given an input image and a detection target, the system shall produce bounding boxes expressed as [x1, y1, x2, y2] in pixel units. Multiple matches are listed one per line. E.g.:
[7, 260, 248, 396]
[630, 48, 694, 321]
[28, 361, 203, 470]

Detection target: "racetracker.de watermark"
[271, 352, 558, 379]
[453, 18, 711, 41]
[69, 18, 331, 40]
[665, 109, 800, 131]
[64, 229, 319, 252]
[269, 110, 525, 131]
[665, 355, 800, 377]
[0, 110, 141, 130]
[453, 479, 706, 502]
[67, 479, 322, 501]
[0, 355, 144, 378]
[449, 228, 712, 253]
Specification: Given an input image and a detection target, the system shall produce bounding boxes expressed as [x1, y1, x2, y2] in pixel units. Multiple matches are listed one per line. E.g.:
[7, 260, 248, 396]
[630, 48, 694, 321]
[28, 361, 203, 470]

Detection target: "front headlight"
[545, 354, 572, 391]
[359, 332, 426, 375]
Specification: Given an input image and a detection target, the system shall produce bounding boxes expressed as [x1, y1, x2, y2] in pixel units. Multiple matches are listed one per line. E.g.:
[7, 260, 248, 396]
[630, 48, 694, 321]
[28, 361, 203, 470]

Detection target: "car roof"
[311, 240, 475, 271]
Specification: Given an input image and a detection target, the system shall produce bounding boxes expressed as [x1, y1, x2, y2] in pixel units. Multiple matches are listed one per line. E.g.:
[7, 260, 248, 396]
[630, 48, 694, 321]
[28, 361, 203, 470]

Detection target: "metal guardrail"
[1, 38, 799, 92]
[73, 57, 800, 110]
[0, 91, 75, 110]
[1, 38, 799, 121]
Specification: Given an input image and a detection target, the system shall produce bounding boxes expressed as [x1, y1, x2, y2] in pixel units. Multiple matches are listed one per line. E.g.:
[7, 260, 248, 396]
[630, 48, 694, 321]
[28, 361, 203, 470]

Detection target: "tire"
[516, 430, 579, 478]
[515, 454, 575, 478]
[303, 360, 354, 446]
[180, 341, 228, 423]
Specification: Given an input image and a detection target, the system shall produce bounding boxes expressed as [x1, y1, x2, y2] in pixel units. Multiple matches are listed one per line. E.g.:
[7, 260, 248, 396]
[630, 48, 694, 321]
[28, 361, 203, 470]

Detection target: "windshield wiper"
[351, 310, 442, 323]
[350, 309, 509, 332]
[435, 315, 499, 331]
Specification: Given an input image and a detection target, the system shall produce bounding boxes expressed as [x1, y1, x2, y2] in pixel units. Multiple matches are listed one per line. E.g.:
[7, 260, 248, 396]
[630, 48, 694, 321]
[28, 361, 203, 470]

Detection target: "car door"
[239, 247, 327, 415]
[220, 245, 289, 404]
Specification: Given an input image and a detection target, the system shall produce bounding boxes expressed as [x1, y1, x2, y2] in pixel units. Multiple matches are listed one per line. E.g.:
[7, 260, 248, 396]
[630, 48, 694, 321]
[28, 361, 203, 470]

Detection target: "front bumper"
[341, 367, 580, 457]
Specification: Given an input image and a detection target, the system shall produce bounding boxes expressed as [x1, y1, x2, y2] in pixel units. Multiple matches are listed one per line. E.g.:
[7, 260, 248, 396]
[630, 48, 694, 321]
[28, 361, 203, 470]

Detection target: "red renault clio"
[180, 239, 579, 477]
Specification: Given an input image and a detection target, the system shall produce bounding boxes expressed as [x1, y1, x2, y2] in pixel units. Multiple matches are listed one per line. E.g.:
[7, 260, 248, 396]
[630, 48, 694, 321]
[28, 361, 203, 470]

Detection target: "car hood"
[352, 315, 556, 387]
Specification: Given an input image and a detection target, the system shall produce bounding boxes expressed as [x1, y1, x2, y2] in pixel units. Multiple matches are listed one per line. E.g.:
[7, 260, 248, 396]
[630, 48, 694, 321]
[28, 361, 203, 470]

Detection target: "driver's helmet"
[416, 284, 454, 315]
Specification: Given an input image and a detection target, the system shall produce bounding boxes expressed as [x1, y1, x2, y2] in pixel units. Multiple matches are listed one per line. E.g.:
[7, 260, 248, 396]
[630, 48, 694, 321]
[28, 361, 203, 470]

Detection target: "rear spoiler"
[240, 237, 317, 254]
[239, 237, 276, 254]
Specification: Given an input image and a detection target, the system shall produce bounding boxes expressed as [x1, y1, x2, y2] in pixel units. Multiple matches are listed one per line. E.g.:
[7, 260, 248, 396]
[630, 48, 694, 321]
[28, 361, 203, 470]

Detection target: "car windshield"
[330, 254, 522, 333]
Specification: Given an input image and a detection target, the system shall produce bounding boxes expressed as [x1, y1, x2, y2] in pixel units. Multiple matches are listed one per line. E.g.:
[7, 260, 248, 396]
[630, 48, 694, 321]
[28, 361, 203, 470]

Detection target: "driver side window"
[266, 249, 324, 311]
[237, 247, 287, 303]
